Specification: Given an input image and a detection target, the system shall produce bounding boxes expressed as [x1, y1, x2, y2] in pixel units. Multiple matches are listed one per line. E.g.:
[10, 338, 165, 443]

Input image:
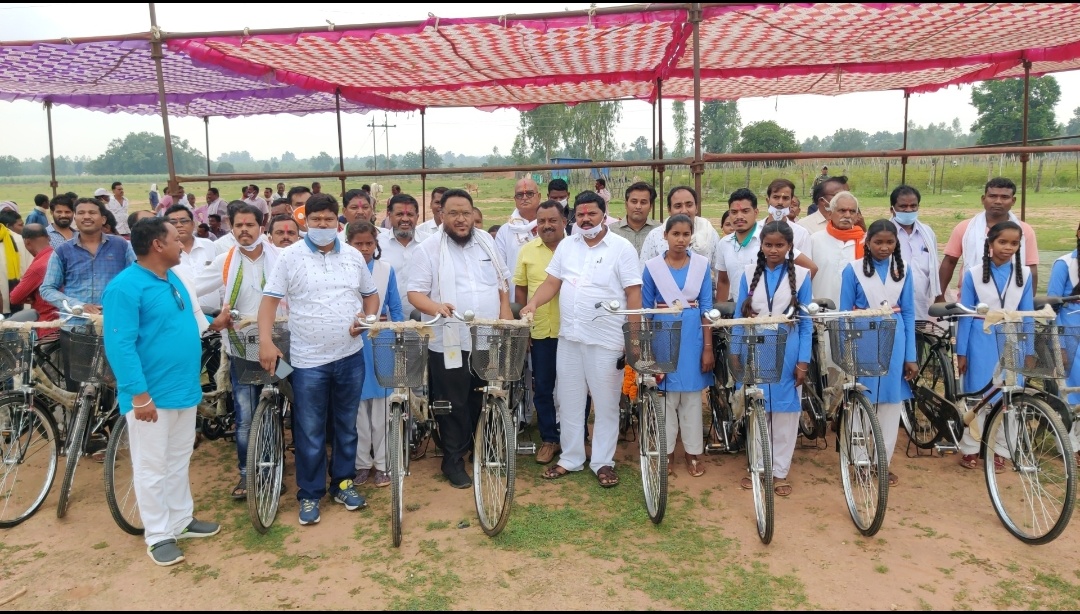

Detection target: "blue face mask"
[306, 226, 338, 247]
[894, 211, 918, 226]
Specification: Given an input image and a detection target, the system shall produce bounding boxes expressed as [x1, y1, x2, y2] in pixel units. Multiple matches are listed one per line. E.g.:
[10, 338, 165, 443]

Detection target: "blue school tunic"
[839, 258, 916, 404]
[360, 259, 404, 401]
[734, 262, 813, 413]
[1047, 251, 1080, 404]
[956, 261, 1033, 394]
[641, 252, 714, 392]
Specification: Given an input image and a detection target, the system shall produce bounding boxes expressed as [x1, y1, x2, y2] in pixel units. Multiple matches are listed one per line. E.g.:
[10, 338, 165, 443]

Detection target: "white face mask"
[558, 198, 568, 208]
[768, 205, 790, 222]
[574, 223, 604, 240]
[237, 233, 264, 252]
[306, 227, 338, 247]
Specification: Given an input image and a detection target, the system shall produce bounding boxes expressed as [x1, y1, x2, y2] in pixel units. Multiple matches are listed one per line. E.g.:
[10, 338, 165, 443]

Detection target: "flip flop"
[685, 455, 705, 478]
[542, 465, 571, 480]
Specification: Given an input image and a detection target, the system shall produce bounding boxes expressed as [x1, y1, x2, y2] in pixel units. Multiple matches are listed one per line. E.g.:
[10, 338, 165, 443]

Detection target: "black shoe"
[445, 469, 471, 489]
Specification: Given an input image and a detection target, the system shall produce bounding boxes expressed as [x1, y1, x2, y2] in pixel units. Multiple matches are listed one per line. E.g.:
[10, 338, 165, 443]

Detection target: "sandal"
[994, 455, 1006, 474]
[542, 465, 571, 480]
[773, 479, 792, 497]
[739, 476, 753, 490]
[231, 479, 246, 500]
[959, 454, 979, 470]
[596, 466, 619, 488]
[684, 455, 705, 478]
[888, 472, 899, 487]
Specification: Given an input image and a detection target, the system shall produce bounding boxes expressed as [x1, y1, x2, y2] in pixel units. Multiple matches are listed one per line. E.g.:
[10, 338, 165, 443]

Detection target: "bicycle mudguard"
[1028, 388, 1074, 433]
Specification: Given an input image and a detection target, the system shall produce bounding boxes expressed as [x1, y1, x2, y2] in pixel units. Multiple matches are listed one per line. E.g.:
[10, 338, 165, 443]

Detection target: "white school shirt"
[715, 220, 804, 300]
[378, 232, 424, 317]
[546, 230, 642, 352]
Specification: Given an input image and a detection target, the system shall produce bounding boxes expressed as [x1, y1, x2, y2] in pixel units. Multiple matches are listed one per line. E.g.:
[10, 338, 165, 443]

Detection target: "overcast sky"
[2, 2, 1079, 162]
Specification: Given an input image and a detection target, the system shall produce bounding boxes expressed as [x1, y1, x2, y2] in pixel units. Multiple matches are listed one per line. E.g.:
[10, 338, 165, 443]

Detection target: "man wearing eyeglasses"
[494, 178, 541, 274]
[165, 204, 219, 313]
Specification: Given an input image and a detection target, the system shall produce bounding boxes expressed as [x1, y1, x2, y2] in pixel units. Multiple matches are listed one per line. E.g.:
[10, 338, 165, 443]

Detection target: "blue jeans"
[530, 338, 560, 443]
[230, 361, 262, 477]
[289, 350, 365, 500]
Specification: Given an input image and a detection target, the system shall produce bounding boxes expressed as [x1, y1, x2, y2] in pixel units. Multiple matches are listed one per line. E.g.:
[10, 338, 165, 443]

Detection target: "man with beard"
[378, 193, 424, 317]
[611, 181, 660, 254]
[521, 191, 642, 489]
[47, 194, 76, 248]
[415, 187, 447, 242]
[408, 188, 512, 488]
[495, 178, 541, 274]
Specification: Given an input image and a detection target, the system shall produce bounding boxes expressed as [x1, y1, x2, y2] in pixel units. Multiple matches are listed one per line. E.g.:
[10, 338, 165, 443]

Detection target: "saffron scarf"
[825, 221, 864, 259]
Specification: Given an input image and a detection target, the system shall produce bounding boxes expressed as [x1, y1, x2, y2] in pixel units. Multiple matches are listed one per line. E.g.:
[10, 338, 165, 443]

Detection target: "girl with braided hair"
[1047, 222, 1080, 456]
[734, 221, 812, 497]
[839, 220, 917, 486]
[955, 221, 1033, 471]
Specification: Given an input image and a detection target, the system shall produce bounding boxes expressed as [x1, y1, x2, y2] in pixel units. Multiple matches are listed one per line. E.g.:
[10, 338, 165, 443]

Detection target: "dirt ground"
[2, 424, 1079, 611]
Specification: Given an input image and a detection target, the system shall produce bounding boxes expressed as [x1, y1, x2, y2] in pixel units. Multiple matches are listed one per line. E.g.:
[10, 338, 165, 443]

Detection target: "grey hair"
[828, 190, 859, 212]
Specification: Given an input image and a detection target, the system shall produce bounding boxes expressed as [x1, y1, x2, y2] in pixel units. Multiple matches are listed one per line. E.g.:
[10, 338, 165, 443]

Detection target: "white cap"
[94, 188, 109, 197]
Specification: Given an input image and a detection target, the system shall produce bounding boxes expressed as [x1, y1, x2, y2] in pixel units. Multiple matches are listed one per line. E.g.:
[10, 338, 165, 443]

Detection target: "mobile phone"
[275, 358, 294, 379]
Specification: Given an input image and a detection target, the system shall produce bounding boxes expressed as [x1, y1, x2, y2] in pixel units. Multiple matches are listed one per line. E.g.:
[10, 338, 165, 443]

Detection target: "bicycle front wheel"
[473, 397, 515, 536]
[246, 397, 284, 534]
[639, 388, 667, 524]
[389, 401, 405, 547]
[103, 417, 142, 535]
[984, 394, 1077, 544]
[0, 393, 59, 528]
[746, 401, 774, 544]
[839, 393, 889, 536]
[57, 391, 92, 519]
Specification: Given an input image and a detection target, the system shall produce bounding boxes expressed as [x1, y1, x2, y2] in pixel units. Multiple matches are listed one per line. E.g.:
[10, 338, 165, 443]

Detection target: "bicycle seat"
[811, 298, 835, 310]
[409, 309, 423, 322]
[716, 302, 735, 317]
[509, 302, 523, 320]
[927, 303, 955, 318]
[6, 309, 39, 323]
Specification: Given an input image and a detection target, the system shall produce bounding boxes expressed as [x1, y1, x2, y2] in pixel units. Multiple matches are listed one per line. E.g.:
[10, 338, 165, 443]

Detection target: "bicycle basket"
[824, 316, 896, 377]
[0, 328, 32, 381]
[226, 324, 290, 386]
[996, 321, 1079, 379]
[722, 324, 788, 385]
[622, 320, 681, 375]
[60, 327, 114, 384]
[371, 328, 428, 388]
[469, 323, 530, 382]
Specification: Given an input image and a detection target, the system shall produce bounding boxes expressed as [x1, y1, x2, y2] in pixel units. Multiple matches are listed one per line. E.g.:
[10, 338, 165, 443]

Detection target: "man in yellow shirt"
[513, 200, 566, 464]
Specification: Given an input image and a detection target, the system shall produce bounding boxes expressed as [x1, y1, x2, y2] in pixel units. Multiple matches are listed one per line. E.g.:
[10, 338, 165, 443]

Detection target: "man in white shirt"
[638, 185, 721, 271]
[258, 193, 380, 526]
[415, 187, 446, 242]
[765, 178, 811, 255]
[521, 190, 642, 489]
[809, 191, 864, 307]
[378, 193, 424, 317]
[206, 188, 229, 230]
[108, 181, 131, 236]
[340, 189, 388, 242]
[194, 203, 279, 500]
[242, 184, 269, 218]
[274, 182, 287, 202]
[164, 204, 219, 313]
[407, 189, 512, 489]
[799, 175, 849, 235]
[890, 185, 939, 321]
[494, 177, 541, 274]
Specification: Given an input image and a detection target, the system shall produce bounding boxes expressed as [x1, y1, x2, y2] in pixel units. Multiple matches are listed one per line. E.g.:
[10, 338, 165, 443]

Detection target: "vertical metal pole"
[203, 116, 211, 188]
[149, 3, 178, 195]
[45, 101, 58, 197]
[384, 113, 390, 170]
[371, 117, 378, 171]
[657, 79, 665, 222]
[690, 3, 704, 202]
[651, 95, 657, 199]
[420, 108, 427, 221]
[900, 91, 910, 185]
[1020, 60, 1031, 221]
[335, 90, 346, 198]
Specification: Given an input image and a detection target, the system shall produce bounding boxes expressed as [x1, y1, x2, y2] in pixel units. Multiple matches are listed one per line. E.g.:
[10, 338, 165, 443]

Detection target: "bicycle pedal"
[516, 444, 537, 455]
[934, 443, 959, 455]
[431, 401, 452, 416]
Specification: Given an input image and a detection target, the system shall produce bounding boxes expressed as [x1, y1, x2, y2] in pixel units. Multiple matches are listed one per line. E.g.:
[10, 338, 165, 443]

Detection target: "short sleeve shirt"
[513, 238, 560, 339]
[943, 218, 1039, 288]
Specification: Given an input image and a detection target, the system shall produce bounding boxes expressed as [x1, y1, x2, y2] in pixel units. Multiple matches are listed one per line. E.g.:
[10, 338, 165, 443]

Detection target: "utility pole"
[368, 114, 397, 170]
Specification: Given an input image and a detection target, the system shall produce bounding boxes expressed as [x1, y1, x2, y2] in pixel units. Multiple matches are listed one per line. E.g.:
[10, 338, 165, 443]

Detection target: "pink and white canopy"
[3, 3, 1080, 116]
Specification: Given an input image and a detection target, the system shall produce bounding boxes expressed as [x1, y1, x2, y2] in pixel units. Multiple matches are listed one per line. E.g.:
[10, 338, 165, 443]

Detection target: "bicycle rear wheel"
[103, 417, 142, 535]
[246, 396, 283, 534]
[57, 391, 93, 519]
[799, 354, 827, 440]
[984, 394, 1076, 544]
[839, 393, 889, 536]
[473, 397, 515, 536]
[746, 401, 774, 544]
[0, 393, 59, 528]
[389, 401, 405, 547]
[639, 388, 668, 524]
[906, 337, 954, 448]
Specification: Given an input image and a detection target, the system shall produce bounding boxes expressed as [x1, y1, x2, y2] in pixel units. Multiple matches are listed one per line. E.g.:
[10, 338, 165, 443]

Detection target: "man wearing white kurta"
[809, 191, 864, 307]
[799, 175, 849, 236]
[494, 177, 541, 274]
[378, 193, 424, 318]
[522, 190, 642, 488]
[889, 185, 940, 321]
[415, 187, 446, 243]
[638, 186, 721, 272]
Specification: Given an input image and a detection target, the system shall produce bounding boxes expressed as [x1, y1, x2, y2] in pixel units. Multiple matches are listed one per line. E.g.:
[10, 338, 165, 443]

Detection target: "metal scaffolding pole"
[900, 92, 910, 185]
[1020, 60, 1032, 220]
[690, 2, 704, 202]
[335, 90, 346, 197]
[651, 95, 657, 196]
[149, 3, 178, 195]
[657, 79, 665, 222]
[204, 116, 211, 188]
[45, 101, 58, 197]
[420, 108, 427, 221]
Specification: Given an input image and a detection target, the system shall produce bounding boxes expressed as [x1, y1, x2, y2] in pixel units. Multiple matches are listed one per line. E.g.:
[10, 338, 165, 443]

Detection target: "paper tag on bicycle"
[444, 345, 463, 369]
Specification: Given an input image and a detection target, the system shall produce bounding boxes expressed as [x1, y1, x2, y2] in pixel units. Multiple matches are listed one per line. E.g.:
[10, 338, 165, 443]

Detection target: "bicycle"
[598, 300, 683, 525]
[910, 301, 1077, 544]
[704, 301, 740, 455]
[706, 308, 791, 544]
[798, 299, 836, 447]
[799, 301, 895, 537]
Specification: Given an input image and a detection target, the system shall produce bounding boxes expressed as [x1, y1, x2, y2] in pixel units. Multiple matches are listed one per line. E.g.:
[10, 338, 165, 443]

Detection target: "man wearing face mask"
[495, 178, 541, 274]
[547, 178, 570, 213]
[415, 187, 447, 243]
[764, 179, 811, 256]
[890, 185, 939, 321]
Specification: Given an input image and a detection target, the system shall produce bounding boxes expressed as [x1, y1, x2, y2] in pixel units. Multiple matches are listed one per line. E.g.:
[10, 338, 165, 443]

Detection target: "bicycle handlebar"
[594, 299, 684, 316]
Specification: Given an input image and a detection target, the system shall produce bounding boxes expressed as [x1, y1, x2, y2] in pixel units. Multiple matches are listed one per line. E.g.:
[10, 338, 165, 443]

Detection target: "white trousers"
[959, 402, 1016, 457]
[877, 402, 903, 468]
[127, 407, 196, 547]
[768, 412, 801, 479]
[664, 390, 704, 455]
[556, 340, 622, 474]
[355, 397, 388, 472]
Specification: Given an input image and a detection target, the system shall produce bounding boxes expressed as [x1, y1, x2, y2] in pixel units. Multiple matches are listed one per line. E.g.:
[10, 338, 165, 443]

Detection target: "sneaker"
[299, 498, 321, 525]
[333, 480, 367, 511]
[373, 470, 391, 488]
[177, 518, 221, 539]
[353, 468, 372, 485]
[147, 539, 184, 567]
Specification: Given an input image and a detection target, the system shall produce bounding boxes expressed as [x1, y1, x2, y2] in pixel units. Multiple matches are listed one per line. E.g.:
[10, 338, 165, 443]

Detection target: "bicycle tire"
[473, 397, 515, 537]
[799, 354, 828, 440]
[389, 401, 405, 548]
[907, 338, 955, 447]
[56, 391, 93, 519]
[746, 400, 774, 544]
[246, 396, 283, 534]
[103, 417, 142, 535]
[839, 393, 889, 536]
[983, 394, 1077, 545]
[638, 388, 668, 524]
[0, 393, 60, 528]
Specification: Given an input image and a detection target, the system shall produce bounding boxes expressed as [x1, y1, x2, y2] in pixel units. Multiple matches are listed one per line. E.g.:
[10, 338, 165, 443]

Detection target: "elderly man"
[937, 177, 1039, 302]
[415, 187, 447, 242]
[495, 178, 541, 274]
[639, 186, 721, 271]
[378, 193, 424, 317]
[799, 175, 849, 235]
[611, 181, 660, 254]
[890, 185, 940, 320]
[408, 188, 512, 488]
[522, 190, 642, 489]
[809, 191, 864, 307]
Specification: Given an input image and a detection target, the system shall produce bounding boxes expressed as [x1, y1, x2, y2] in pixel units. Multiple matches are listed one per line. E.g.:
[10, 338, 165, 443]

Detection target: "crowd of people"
[2, 170, 1077, 568]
